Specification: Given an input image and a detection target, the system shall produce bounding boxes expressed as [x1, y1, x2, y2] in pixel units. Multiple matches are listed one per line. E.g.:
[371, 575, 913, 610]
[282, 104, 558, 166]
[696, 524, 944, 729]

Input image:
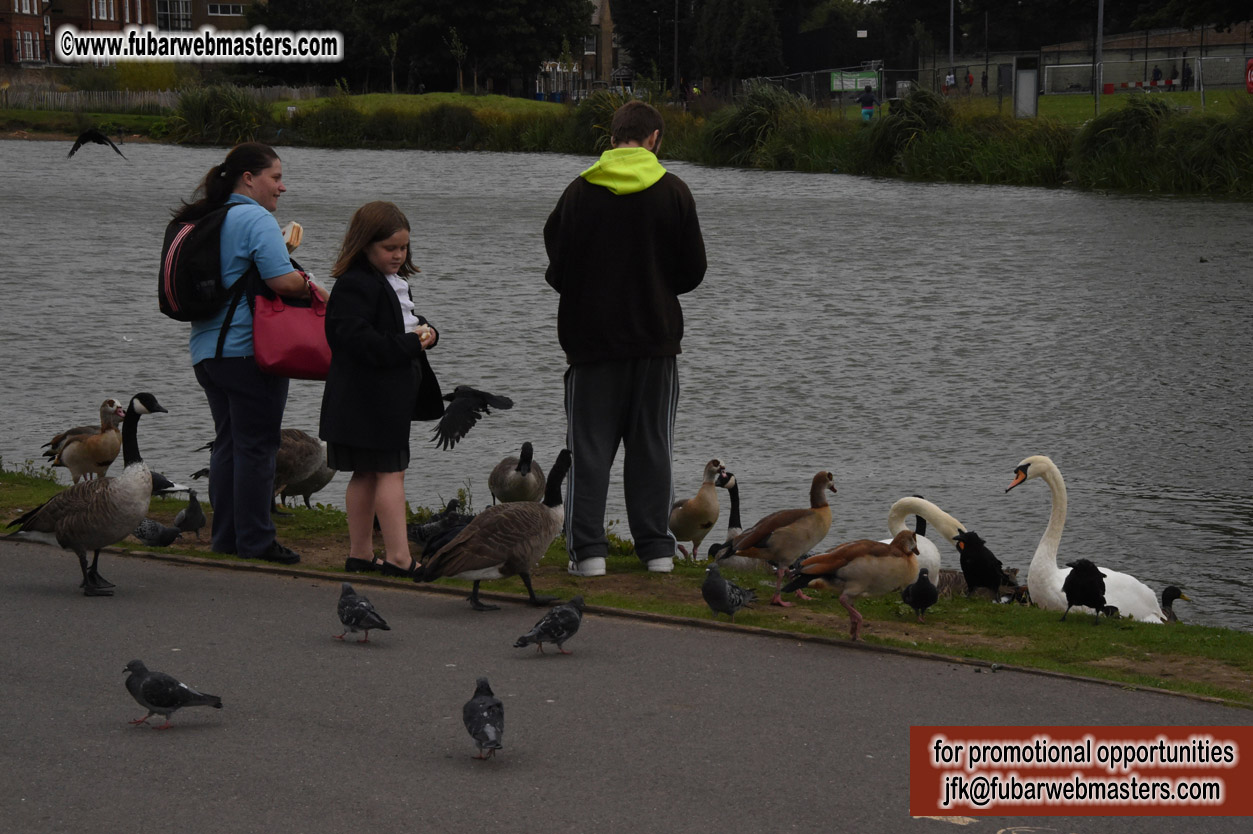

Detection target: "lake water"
[2, 139, 1250, 632]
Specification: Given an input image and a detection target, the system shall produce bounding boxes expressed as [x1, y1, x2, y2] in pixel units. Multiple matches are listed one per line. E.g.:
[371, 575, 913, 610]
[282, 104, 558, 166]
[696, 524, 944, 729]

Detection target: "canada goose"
[706, 470, 760, 571]
[1007, 455, 1165, 623]
[718, 471, 836, 606]
[782, 529, 921, 639]
[273, 429, 324, 514]
[173, 488, 206, 540]
[901, 567, 939, 622]
[68, 127, 126, 159]
[431, 386, 514, 450]
[280, 439, 334, 508]
[488, 441, 546, 504]
[668, 458, 722, 560]
[1162, 586, 1191, 623]
[42, 397, 125, 464]
[44, 398, 128, 483]
[1061, 558, 1108, 625]
[8, 393, 167, 596]
[416, 449, 571, 611]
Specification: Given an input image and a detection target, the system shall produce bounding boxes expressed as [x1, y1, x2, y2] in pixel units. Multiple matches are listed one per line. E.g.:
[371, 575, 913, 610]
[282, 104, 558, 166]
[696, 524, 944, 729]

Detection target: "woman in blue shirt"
[174, 142, 321, 564]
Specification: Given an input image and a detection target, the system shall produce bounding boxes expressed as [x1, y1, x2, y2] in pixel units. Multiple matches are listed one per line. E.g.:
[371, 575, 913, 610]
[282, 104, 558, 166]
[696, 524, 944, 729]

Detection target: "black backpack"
[159, 203, 252, 322]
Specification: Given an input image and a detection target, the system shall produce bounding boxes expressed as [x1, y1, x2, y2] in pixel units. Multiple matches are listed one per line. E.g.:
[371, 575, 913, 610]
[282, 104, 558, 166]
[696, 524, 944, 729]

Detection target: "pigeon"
[68, 127, 127, 159]
[462, 677, 504, 760]
[1061, 558, 1107, 625]
[335, 583, 391, 643]
[132, 518, 182, 547]
[431, 386, 514, 450]
[701, 563, 756, 621]
[174, 488, 206, 540]
[123, 659, 222, 729]
[901, 567, 939, 622]
[514, 596, 584, 654]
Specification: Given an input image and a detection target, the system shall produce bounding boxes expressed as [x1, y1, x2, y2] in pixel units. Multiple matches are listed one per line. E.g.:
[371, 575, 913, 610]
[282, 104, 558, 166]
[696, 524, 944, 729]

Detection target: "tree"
[382, 32, 400, 94]
[1135, 0, 1250, 31]
[446, 26, 467, 93]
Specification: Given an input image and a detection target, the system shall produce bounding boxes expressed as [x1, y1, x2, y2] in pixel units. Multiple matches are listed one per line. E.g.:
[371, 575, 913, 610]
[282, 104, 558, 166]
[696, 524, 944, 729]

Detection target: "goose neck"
[121, 405, 142, 467]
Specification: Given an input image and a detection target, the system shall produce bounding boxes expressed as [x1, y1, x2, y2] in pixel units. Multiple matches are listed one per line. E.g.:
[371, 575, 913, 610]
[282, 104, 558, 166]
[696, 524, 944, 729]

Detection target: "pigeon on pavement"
[335, 582, 391, 642]
[462, 677, 504, 760]
[514, 596, 584, 654]
[901, 567, 939, 622]
[124, 659, 222, 729]
[174, 488, 206, 540]
[701, 563, 756, 621]
[431, 386, 514, 450]
[132, 518, 182, 547]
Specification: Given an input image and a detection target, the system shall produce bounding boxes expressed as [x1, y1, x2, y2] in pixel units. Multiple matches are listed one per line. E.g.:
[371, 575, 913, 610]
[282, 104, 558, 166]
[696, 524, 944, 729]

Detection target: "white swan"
[1006, 455, 1165, 623]
[884, 496, 968, 578]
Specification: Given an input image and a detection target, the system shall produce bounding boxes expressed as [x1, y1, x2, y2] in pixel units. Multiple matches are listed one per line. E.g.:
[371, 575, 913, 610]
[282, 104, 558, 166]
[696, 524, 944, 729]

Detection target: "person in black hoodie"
[543, 101, 707, 577]
[319, 201, 440, 577]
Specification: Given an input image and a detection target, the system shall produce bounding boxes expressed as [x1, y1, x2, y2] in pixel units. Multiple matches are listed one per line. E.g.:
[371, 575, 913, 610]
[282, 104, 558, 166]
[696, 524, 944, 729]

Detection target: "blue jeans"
[193, 357, 289, 558]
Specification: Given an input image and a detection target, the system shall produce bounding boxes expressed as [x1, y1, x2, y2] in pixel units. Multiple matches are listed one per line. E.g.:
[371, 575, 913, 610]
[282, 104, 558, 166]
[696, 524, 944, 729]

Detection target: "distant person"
[1181, 62, 1193, 91]
[981, 70, 988, 95]
[176, 142, 321, 565]
[544, 100, 707, 577]
[966, 71, 974, 93]
[320, 201, 441, 579]
[1169, 65, 1178, 89]
[944, 71, 955, 95]
[855, 84, 879, 122]
[1151, 65, 1162, 85]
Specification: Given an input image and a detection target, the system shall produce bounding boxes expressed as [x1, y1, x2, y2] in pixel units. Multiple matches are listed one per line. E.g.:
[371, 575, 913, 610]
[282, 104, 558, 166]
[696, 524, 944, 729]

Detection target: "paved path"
[0, 540, 1247, 834]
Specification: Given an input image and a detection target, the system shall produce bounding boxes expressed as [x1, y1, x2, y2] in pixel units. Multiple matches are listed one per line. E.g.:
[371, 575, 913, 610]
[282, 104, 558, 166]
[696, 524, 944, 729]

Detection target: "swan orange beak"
[1006, 466, 1028, 493]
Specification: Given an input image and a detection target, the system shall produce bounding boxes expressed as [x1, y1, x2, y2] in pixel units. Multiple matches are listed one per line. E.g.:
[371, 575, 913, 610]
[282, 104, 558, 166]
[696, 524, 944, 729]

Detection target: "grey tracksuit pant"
[563, 357, 678, 565]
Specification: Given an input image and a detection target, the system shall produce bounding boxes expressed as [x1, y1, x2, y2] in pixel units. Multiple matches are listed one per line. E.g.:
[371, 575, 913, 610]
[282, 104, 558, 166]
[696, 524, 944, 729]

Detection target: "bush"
[293, 95, 364, 147]
[170, 85, 270, 144]
[703, 81, 810, 167]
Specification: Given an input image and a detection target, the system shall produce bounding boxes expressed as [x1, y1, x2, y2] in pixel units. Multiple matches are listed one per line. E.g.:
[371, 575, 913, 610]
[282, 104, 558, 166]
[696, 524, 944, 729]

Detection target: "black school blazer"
[318, 263, 439, 450]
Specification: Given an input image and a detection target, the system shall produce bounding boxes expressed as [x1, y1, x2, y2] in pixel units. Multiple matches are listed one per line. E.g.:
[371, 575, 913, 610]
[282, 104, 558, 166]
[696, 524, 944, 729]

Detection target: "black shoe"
[259, 541, 301, 565]
[378, 557, 417, 578]
[345, 556, 380, 573]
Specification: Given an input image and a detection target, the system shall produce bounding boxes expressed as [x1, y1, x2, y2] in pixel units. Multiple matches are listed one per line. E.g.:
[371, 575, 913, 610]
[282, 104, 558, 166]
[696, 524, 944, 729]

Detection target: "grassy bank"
[4, 86, 1251, 195]
[3, 462, 1250, 706]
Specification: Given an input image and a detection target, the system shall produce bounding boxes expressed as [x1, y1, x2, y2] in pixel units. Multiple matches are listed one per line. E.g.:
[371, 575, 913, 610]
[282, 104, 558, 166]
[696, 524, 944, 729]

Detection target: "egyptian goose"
[488, 441, 546, 504]
[416, 449, 571, 611]
[719, 470, 837, 606]
[1162, 586, 1190, 623]
[44, 398, 127, 483]
[1061, 558, 1108, 625]
[1007, 455, 1165, 623]
[668, 458, 723, 560]
[782, 529, 921, 639]
[8, 393, 167, 596]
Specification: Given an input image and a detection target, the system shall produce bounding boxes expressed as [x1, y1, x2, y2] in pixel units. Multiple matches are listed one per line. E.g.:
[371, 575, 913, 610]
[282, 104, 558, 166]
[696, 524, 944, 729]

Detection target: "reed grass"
[169, 84, 271, 145]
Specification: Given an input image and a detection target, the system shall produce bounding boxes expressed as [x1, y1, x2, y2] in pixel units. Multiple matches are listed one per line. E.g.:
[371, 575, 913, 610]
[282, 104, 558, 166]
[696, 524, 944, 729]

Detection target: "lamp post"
[1094, 0, 1105, 115]
[949, 0, 955, 79]
[673, 0, 680, 94]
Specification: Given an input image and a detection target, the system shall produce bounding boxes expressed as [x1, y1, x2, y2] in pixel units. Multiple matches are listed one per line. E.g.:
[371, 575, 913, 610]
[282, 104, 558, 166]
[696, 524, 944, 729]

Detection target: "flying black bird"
[335, 583, 391, 642]
[174, 488, 206, 540]
[132, 518, 182, 547]
[901, 567, 939, 622]
[515, 596, 584, 654]
[462, 677, 504, 760]
[701, 563, 756, 621]
[431, 386, 514, 450]
[68, 128, 127, 159]
[1061, 559, 1107, 625]
[123, 659, 222, 729]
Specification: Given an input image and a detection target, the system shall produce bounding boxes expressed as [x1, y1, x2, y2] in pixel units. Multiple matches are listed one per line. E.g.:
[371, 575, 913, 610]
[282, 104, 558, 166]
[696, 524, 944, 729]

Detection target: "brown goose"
[719, 470, 836, 606]
[273, 429, 324, 514]
[43, 398, 127, 483]
[417, 449, 572, 611]
[782, 529, 921, 639]
[668, 458, 723, 560]
[488, 441, 546, 504]
[8, 393, 167, 596]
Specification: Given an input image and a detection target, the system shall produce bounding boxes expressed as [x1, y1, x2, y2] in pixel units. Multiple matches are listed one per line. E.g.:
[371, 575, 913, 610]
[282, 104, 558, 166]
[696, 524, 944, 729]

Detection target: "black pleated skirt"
[326, 442, 409, 473]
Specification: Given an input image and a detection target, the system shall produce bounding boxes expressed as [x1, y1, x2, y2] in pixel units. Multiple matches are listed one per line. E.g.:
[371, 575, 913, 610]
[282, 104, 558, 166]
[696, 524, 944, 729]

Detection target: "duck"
[1061, 558, 1108, 625]
[488, 441, 546, 504]
[273, 429, 325, 514]
[7, 393, 167, 596]
[44, 398, 128, 483]
[1162, 586, 1191, 624]
[280, 441, 334, 508]
[668, 458, 723, 560]
[416, 449, 571, 611]
[901, 567, 939, 622]
[717, 471, 837, 607]
[782, 529, 921, 639]
[954, 529, 1017, 599]
[1006, 455, 1165, 623]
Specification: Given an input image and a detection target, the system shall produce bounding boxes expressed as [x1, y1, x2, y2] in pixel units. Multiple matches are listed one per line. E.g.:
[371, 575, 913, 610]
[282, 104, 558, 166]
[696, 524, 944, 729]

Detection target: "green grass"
[0, 108, 168, 137]
[273, 92, 563, 120]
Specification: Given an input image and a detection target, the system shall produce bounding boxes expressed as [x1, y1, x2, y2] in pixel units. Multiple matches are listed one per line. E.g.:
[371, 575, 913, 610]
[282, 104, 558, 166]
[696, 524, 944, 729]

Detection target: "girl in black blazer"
[319, 201, 438, 576]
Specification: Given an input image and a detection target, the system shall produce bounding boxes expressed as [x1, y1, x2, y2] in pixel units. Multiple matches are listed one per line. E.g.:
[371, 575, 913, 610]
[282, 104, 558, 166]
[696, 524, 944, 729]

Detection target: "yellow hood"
[580, 147, 667, 195]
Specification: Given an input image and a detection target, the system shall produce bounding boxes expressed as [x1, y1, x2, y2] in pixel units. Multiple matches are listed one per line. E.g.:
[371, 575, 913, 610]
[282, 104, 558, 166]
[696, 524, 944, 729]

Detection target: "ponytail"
[173, 142, 280, 223]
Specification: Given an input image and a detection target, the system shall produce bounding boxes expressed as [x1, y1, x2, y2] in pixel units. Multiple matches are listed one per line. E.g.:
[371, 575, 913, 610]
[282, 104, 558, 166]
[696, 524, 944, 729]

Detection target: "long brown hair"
[332, 201, 417, 278]
[172, 142, 280, 223]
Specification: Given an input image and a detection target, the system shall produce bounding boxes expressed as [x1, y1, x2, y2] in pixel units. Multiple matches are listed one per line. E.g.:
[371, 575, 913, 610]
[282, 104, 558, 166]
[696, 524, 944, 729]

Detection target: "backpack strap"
[213, 262, 261, 361]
